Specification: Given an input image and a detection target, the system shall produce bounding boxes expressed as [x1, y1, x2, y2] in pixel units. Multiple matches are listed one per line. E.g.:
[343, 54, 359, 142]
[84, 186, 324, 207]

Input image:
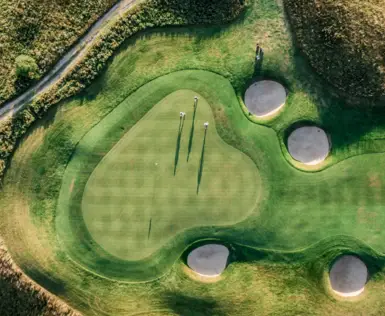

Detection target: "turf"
[2, 0, 385, 314]
[67, 89, 259, 260]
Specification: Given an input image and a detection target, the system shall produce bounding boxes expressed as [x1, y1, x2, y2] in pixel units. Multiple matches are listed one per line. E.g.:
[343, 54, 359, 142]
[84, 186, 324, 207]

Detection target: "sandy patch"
[69, 178, 75, 193]
[329, 255, 368, 297]
[288, 126, 330, 165]
[182, 265, 222, 283]
[187, 244, 229, 277]
[244, 80, 286, 117]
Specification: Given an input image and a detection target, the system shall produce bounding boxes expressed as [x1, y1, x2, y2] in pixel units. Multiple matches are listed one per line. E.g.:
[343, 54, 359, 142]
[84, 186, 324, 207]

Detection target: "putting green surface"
[55, 72, 264, 279]
[80, 90, 259, 260]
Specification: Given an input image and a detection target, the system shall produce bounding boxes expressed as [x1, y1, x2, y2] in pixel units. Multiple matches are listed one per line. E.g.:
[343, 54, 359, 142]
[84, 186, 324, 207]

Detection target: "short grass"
[2, 0, 385, 314]
[60, 89, 259, 261]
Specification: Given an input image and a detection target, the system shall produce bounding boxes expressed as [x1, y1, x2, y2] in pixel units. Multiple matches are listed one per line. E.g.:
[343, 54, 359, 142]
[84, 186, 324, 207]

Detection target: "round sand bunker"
[329, 255, 368, 297]
[245, 80, 286, 117]
[288, 126, 330, 165]
[187, 244, 229, 277]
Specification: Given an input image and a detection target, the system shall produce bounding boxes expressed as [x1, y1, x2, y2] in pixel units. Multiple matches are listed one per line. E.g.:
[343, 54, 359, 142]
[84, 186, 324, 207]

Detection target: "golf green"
[60, 89, 260, 262]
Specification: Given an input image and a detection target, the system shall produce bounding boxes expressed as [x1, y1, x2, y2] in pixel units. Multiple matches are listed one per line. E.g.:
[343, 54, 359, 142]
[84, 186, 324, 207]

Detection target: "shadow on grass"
[161, 291, 231, 316]
[253, 47, 264, 78]
[196, 128, 207, 194]
[147, 217, 152, 239]
[174, 117, 185, 175]
[24, 266, 67, 296]
[187, 106, 197, 161]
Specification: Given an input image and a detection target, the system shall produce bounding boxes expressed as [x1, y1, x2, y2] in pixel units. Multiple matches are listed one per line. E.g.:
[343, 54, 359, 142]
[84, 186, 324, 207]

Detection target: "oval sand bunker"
[329, 255, 368, 297]
[288, 126, 330, 165]
[244, 80, 286, 117]
[187, 244, 230, 277]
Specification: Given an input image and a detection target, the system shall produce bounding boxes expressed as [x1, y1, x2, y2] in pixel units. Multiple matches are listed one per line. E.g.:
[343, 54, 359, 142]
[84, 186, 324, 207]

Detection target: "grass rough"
[284, 0, 385, 100]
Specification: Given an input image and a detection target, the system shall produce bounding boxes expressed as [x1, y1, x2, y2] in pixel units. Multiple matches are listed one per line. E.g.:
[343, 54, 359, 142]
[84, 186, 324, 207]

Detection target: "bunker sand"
[187, 244, 229, 277]
[244, 80, 286, 117]
[288, 126, 330, 165]
[329, 255, 368, 297]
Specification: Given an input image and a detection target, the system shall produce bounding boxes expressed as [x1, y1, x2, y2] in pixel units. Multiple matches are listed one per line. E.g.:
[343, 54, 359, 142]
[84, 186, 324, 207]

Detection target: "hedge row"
[284, 0, 385, 100]
[0, 0, 246, 178]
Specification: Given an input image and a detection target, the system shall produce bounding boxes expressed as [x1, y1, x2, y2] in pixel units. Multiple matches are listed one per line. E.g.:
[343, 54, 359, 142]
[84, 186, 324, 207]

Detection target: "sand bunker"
[187, 244, 229, 277]
[287, 126, 330, 165]
[329, 255, 368, 297]
[244, 80, 286, 117]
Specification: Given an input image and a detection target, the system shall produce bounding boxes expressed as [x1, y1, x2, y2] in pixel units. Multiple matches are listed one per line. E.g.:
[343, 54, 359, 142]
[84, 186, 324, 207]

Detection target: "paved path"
[0, 0, 139, 121]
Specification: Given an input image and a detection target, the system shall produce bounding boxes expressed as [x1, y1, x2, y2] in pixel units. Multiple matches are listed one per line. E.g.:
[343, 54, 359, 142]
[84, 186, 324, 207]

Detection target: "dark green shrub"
[15, 55, 39, 79]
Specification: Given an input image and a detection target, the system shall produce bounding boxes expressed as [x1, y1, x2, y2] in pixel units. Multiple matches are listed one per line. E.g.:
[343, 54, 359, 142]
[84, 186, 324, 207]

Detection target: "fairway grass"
[63, 90, 259, 261]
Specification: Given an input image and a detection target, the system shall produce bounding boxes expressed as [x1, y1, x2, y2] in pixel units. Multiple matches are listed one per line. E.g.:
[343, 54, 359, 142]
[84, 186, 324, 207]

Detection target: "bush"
[284, 0, 385, 100]
[15, 55, 39, 79]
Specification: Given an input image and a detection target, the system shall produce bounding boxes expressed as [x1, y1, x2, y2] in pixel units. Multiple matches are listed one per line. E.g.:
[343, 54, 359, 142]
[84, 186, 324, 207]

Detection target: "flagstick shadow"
[187, 106, 197, 162]
[196, 128, 207, 194]
[253, 49, 264, 77]
[147, 218, 152, 239]
[174, 117, 185, 175]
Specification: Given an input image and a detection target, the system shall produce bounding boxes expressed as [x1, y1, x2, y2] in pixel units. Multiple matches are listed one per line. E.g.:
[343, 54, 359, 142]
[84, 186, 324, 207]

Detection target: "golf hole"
[187, 244, 230, 277]
[244, 80, 286, 117]
[329, 255, 368, 297]
[287, 126, 330, 165]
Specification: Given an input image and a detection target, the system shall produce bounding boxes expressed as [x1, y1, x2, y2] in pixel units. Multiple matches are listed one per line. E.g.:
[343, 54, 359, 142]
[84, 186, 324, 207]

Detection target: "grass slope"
[284, 0, 385, 100]
[2, 0, 385, 314]
[0, 0, 117, 105]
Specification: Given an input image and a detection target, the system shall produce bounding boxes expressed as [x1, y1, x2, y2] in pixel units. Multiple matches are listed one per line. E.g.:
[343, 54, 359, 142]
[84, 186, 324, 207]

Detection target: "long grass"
[284, 0, 385, 100]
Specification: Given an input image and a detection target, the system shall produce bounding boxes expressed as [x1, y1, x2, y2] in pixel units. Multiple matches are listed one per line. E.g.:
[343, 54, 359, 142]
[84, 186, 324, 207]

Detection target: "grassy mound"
[284, 0, 385, 100]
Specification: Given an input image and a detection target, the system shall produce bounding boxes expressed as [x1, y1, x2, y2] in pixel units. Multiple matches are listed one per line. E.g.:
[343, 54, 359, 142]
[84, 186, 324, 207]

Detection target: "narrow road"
[0, 0, 139, 121]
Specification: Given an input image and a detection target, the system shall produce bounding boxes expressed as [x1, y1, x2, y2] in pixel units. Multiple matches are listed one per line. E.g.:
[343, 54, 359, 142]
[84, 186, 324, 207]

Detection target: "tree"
[15, 55, 39, 80]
